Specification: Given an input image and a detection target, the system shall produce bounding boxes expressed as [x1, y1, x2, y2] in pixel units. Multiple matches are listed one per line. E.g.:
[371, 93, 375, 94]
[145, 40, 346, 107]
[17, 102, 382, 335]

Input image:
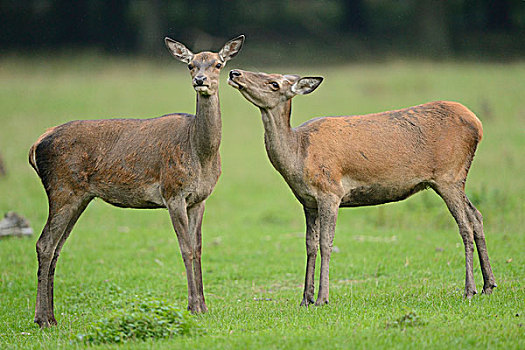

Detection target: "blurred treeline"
[1, 0, 524, 63]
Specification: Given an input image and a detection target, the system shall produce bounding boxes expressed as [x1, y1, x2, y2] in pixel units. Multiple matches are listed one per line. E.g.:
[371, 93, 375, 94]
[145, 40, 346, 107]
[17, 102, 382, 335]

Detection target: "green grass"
[0, 56, 523, 349]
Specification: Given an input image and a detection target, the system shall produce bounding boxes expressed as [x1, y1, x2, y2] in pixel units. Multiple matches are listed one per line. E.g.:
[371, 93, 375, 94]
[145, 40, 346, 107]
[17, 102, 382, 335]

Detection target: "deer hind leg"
[465, 198, 496, 294]
[46, 197, 92, 324]
[187, 201, 208, 313]
[301, 206, 319, 307]
[167, 198, 201, 313]
[35, 193, 90, 327]
[315, 196, 339, 306]
[434, 183, 477, 298]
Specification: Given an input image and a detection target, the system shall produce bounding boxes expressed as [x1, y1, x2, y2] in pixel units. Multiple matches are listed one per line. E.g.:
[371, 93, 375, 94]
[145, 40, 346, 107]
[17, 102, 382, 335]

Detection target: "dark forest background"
[1, 0, 524, 63]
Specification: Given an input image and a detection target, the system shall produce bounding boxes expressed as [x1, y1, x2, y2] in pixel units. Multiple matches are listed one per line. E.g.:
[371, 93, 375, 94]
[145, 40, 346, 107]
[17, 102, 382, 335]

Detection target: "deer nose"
[229, 70, 241, 79]
[194, 76, 207, 86]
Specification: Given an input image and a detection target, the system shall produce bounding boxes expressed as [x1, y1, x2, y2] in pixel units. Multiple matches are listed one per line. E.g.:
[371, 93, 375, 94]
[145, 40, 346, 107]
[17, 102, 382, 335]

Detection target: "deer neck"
[260, 100, 299, 177]
[193, 93, 221, 161]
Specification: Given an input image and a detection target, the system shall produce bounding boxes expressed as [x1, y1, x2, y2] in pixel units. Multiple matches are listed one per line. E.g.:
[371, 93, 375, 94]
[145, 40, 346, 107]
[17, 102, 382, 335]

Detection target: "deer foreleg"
[187, 201, 208, 313]
[301, 206, 319, 306]
[315, 197, 339, 306]
[167, 198, 201, 313]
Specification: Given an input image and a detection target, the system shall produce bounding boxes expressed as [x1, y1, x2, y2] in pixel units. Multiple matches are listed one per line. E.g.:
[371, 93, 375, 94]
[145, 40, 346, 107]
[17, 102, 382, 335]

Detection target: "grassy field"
[0, 56, 523, 349]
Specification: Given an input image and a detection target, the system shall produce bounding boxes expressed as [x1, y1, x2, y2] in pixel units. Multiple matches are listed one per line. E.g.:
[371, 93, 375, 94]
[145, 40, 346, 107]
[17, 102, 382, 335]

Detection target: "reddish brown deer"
[28, 35, 244, 327]
[228, 69, 496, 306]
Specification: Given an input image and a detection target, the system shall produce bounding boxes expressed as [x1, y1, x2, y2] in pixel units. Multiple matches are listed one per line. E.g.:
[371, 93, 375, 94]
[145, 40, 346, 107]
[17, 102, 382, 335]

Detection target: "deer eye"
[270, 82, 280, 90]
[188, 63, 194, 70]
[215, 62, 222, 69]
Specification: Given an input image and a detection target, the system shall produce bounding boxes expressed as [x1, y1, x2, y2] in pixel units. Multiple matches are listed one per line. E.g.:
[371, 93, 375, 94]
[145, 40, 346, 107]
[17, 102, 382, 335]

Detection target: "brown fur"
[300, 102, 482, 202]
[229, 69, 496, 307]
[29, 35, 244, 327]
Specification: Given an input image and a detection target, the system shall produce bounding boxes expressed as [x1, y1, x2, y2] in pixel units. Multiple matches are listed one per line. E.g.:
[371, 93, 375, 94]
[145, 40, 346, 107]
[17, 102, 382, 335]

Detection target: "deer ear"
[291, 77, 323, 95]
[219, 35, 245, 63]
[164, 37, 194, 64]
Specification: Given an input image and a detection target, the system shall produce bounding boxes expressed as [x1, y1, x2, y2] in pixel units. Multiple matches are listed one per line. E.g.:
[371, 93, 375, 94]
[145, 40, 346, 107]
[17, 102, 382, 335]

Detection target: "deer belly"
[340, 182, 428, 207]
[98, 182, 165, 209]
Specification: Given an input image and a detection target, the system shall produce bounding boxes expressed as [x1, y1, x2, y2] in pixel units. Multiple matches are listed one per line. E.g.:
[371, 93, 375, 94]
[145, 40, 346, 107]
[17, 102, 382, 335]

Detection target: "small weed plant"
[386, 309, 427, 330]
[78, 295, 202, 345]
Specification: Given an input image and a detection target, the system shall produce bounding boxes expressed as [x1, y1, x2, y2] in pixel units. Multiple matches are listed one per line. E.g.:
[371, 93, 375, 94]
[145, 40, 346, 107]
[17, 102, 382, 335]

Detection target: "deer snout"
[228, 70, 244, 90]
[229, 70, 241, 79]
[194, 75, 207, 86]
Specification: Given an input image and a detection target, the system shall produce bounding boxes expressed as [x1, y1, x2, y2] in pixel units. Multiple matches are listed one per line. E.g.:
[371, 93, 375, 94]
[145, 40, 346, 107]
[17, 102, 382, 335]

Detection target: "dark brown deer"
[28, 35, 244, 327]
[228, 69, 496, 306]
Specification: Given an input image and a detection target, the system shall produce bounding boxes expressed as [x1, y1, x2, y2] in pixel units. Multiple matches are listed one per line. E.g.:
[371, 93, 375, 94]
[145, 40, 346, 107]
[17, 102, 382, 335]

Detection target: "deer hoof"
[200, 302, 209, 313]
[34, 317, 55, 328]
[188, 302, 208, 314]
[314, 298, 329, 306]
[482, 283, 497, 295]
[300, 298, 314, 307]
[464, 288, 478, 299]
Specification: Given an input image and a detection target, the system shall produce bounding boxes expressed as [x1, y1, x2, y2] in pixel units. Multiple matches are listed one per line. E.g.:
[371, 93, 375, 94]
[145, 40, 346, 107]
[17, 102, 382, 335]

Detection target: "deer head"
[228, 69, 323, 108]
[165, 35, 245, 96]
